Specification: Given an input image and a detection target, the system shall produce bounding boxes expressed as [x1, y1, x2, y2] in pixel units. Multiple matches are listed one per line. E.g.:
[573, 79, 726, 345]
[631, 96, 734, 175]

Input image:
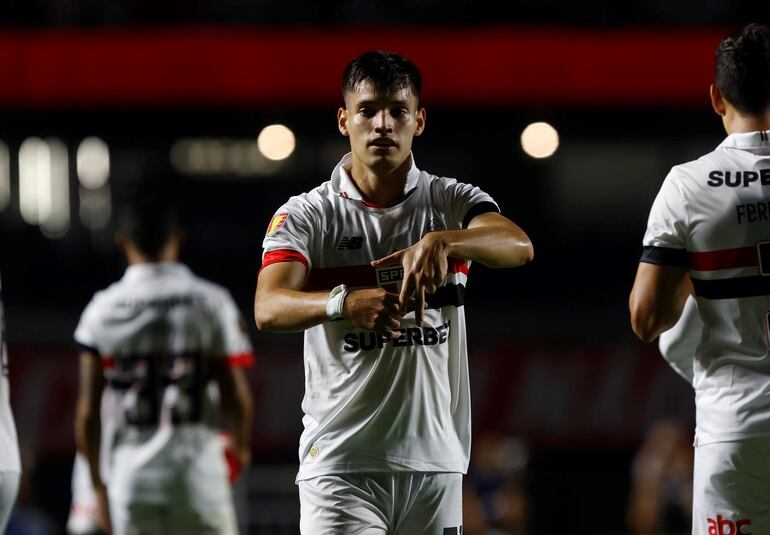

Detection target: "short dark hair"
[341, 51, 422, 103]
[117, 185, 179, 258]
[715, 24, 770, 115]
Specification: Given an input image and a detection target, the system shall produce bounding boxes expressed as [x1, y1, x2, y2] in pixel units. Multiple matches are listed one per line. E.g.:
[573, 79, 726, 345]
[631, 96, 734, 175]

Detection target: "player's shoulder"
[181, 268, 234, 306]
[421, 170, 463, 187]
[277, 181, 334, 216]
[668, 147, 726, 182]
[84, 278, 126, 309]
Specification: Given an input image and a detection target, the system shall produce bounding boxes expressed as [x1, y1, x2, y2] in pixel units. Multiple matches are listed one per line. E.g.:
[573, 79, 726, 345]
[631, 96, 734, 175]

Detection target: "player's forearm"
[227, 370, 253, 465]
[437, 225, 533, 268]
[254, 288, 331, 332]
[75, 404, 103, 488]
[629, 264, 692, 342]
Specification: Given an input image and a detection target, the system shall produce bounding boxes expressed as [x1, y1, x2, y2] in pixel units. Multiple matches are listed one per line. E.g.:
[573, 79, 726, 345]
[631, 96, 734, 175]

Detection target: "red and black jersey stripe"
[642, 244, 770, 299]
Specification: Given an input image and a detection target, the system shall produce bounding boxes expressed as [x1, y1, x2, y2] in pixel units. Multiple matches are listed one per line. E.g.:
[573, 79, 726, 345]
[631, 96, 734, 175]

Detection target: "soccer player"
[254, 51, 533, 534]
[629, 23, 770, 535]
[74, 189, 255, 535]
[0, 273, 21, 531]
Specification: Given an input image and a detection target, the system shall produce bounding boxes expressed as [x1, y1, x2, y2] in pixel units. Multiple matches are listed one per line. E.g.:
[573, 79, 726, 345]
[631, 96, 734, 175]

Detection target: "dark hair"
[715, 24, 770, 115]
[341, 51, 422, 103]
[117, 185, 179, 258]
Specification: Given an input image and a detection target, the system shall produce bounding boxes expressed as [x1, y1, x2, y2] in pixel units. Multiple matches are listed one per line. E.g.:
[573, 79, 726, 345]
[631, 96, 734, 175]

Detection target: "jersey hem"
[295, 460, 468, 482]
[695, 429, 770, 446]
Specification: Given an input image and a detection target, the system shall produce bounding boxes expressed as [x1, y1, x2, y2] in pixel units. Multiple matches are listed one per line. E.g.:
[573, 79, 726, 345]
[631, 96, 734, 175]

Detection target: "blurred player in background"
[255, 50, 533, 534]
[0, 273, 21, 531]
[630, 23, 770, 535]
[74, 188, 255, 535]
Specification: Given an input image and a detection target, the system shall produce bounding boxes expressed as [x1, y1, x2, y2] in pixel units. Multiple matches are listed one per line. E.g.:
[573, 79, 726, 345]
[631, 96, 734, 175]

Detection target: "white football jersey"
[262, 153, 499, 481]
[0, 273, 20, 473]
[658, 295, 699, 385]
[642, 130, 770, 445]
[74, 262, 254, 505]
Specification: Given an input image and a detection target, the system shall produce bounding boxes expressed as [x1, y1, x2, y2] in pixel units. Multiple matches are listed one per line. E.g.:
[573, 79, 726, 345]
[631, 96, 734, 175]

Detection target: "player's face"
[338, 80, 425, 176]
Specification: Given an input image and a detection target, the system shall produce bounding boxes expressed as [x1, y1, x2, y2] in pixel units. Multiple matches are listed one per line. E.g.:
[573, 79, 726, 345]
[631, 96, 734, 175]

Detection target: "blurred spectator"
[4, 445, 58, 535]
[466, 434, 529, 535]
[627, 419, 693, 534]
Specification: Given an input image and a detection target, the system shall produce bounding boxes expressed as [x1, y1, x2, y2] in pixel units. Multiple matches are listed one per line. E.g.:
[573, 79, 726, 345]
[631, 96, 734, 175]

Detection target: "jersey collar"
[330, 152, 421, 204]
[122, 261, 191, 282]
[718, 130, 770, 153]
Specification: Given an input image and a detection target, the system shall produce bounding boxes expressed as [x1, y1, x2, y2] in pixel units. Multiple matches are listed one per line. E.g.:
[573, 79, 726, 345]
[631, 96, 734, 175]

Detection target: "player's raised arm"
[372, 211, 533, 324]
[254, 260, 405, 338]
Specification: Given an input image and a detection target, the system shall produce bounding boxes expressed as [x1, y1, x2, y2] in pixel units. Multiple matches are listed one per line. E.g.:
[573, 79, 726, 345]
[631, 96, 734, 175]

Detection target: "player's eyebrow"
[355, 98, 410, 108]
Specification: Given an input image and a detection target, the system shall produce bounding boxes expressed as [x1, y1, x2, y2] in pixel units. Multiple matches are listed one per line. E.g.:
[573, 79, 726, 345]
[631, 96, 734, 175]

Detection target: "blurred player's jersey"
[73, 262, 254, 506]
[67, 386, 228, 534]
[658, 295, 700, 385]
[262, 153, 499, 481]
[642, 130, 770, 445]
[0, 273, 21, 473]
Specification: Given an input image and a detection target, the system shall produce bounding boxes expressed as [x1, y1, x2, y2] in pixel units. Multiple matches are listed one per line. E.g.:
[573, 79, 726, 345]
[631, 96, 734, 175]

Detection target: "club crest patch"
[266, 213, 288, 236]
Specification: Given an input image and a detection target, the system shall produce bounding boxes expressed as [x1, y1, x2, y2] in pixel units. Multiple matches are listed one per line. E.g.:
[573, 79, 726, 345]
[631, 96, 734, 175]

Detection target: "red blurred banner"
[9, 339, 692, 459]
[0, 27, 725, 108]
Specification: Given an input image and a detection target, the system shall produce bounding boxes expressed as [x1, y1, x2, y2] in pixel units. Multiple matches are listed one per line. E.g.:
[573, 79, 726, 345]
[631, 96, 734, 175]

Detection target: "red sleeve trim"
[228, 352, 256, 368]
[448, 257, 470, 276]
[260, 249, 309, 274]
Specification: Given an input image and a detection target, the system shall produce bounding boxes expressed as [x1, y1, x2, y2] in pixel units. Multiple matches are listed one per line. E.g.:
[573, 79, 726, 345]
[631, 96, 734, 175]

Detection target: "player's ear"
[414, 107, 426, 137]
[337, 107, 350, 137]
[710, 84, 726, 116]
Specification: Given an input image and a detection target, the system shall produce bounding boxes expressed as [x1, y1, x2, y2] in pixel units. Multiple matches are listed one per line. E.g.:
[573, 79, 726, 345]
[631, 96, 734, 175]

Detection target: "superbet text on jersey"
[262, 153, 500, 482]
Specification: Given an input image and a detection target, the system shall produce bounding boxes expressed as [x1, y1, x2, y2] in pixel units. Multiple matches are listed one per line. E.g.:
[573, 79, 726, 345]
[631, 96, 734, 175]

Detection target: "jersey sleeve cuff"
[260, 249, 309, 274]
[640, 245, 688, 266]
[462, 201, 500, 228]
[226, 352, 256, 368]
[74, 341, 100, 357]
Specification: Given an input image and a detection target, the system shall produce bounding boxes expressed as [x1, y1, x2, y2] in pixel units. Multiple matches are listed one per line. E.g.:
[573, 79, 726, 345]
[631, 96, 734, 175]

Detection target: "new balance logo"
[336, 236, 363, 250]
[707, 515, 751, 535]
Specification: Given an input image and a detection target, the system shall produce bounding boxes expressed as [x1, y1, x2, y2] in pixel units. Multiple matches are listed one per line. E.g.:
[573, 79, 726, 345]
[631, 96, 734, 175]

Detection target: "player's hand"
[342, 288, 404, 339]
[372, 233, 448, 326]
[221, 432, 251, 484]
[94, 482, 113, 534]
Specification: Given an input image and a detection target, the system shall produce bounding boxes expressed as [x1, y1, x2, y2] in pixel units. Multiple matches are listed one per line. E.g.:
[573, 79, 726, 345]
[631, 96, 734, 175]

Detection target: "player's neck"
[125, 242, 180, 266]
[724, 108, 770, 135]
[348, 157, 411, 207]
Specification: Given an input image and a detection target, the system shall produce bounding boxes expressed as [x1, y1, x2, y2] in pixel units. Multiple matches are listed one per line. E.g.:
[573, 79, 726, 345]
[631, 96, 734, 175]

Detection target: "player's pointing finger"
[371, 249, 404, 268]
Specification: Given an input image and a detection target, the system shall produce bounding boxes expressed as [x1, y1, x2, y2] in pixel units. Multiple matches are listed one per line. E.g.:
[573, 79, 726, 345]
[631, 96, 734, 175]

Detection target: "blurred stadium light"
[257, 125, 295, 161]
[521, 122, 559, 159]
[18, 137, 70, 238]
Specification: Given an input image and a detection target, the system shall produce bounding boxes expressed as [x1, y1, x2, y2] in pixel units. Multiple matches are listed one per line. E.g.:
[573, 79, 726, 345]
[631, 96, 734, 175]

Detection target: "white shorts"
[0, 470, 20, 532]
[693, 438, 770, 535]
[109, 498, 238, 535]
[298, 472, 462, 535]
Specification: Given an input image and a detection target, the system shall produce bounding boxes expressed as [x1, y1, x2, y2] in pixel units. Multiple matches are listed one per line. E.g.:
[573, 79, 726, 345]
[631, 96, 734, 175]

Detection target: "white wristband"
[325, 284, 349, 320]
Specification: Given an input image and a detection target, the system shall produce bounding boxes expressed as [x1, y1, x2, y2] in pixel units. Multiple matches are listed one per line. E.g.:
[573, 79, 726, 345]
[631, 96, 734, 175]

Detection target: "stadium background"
[1, 3, 764, 534]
